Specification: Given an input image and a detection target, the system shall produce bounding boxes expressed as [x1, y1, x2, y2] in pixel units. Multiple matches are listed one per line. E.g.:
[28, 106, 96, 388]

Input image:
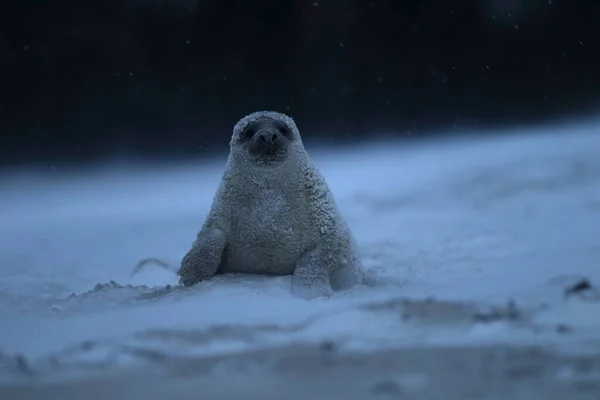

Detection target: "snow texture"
[1, 119, 600, 398]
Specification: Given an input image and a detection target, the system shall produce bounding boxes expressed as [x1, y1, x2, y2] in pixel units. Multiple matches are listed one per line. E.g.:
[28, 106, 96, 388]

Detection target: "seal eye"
[277, 123, 293, 139]
[239, 124, 257, 142]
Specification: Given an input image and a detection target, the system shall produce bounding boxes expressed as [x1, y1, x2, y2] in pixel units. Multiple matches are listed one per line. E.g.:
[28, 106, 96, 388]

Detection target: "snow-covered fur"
[178, 111, 363, 299]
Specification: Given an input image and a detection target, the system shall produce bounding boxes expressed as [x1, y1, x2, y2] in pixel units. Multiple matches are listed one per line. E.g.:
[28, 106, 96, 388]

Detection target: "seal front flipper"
[178, 228, 227, 287]
[292, 246, 335, 299]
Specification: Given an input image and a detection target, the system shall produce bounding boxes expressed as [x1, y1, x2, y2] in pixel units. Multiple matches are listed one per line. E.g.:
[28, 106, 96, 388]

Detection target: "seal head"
[231, 112, 301, 167]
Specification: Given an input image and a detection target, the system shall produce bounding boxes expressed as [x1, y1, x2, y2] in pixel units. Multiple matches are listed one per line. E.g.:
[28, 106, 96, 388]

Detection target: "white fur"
[178, 111, 363, 299]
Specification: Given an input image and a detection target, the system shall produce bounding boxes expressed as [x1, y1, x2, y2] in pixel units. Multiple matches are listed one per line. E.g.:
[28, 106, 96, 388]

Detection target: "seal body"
[178, 111, 362, 299]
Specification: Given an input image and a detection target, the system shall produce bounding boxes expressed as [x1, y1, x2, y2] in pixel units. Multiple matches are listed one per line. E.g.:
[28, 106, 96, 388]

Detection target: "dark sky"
[1, 0, 599, 166]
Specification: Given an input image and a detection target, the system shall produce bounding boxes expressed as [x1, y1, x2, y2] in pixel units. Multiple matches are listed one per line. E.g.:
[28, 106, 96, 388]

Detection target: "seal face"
[239, 116, 294, 166]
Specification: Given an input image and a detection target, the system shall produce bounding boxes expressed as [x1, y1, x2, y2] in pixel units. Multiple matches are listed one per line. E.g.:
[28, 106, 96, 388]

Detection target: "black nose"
[258, 131, 278, 143]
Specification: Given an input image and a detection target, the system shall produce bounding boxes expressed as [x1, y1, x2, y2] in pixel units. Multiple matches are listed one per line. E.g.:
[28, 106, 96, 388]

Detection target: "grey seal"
[178, 111, 363, 299]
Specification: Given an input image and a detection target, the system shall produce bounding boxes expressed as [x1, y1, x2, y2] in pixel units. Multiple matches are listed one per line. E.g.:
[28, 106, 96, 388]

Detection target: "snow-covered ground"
[1, 120, 600, 398]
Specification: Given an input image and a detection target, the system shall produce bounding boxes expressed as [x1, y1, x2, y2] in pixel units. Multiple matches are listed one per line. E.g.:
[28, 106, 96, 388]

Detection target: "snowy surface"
[1, 120, 600, 397]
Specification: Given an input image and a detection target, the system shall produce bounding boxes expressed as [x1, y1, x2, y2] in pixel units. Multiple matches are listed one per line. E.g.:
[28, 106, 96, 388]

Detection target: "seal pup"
[178, 111, 363, 299]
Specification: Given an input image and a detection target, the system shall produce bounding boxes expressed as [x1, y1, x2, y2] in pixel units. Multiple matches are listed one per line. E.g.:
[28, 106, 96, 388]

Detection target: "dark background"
[1, 0, 599, 167]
